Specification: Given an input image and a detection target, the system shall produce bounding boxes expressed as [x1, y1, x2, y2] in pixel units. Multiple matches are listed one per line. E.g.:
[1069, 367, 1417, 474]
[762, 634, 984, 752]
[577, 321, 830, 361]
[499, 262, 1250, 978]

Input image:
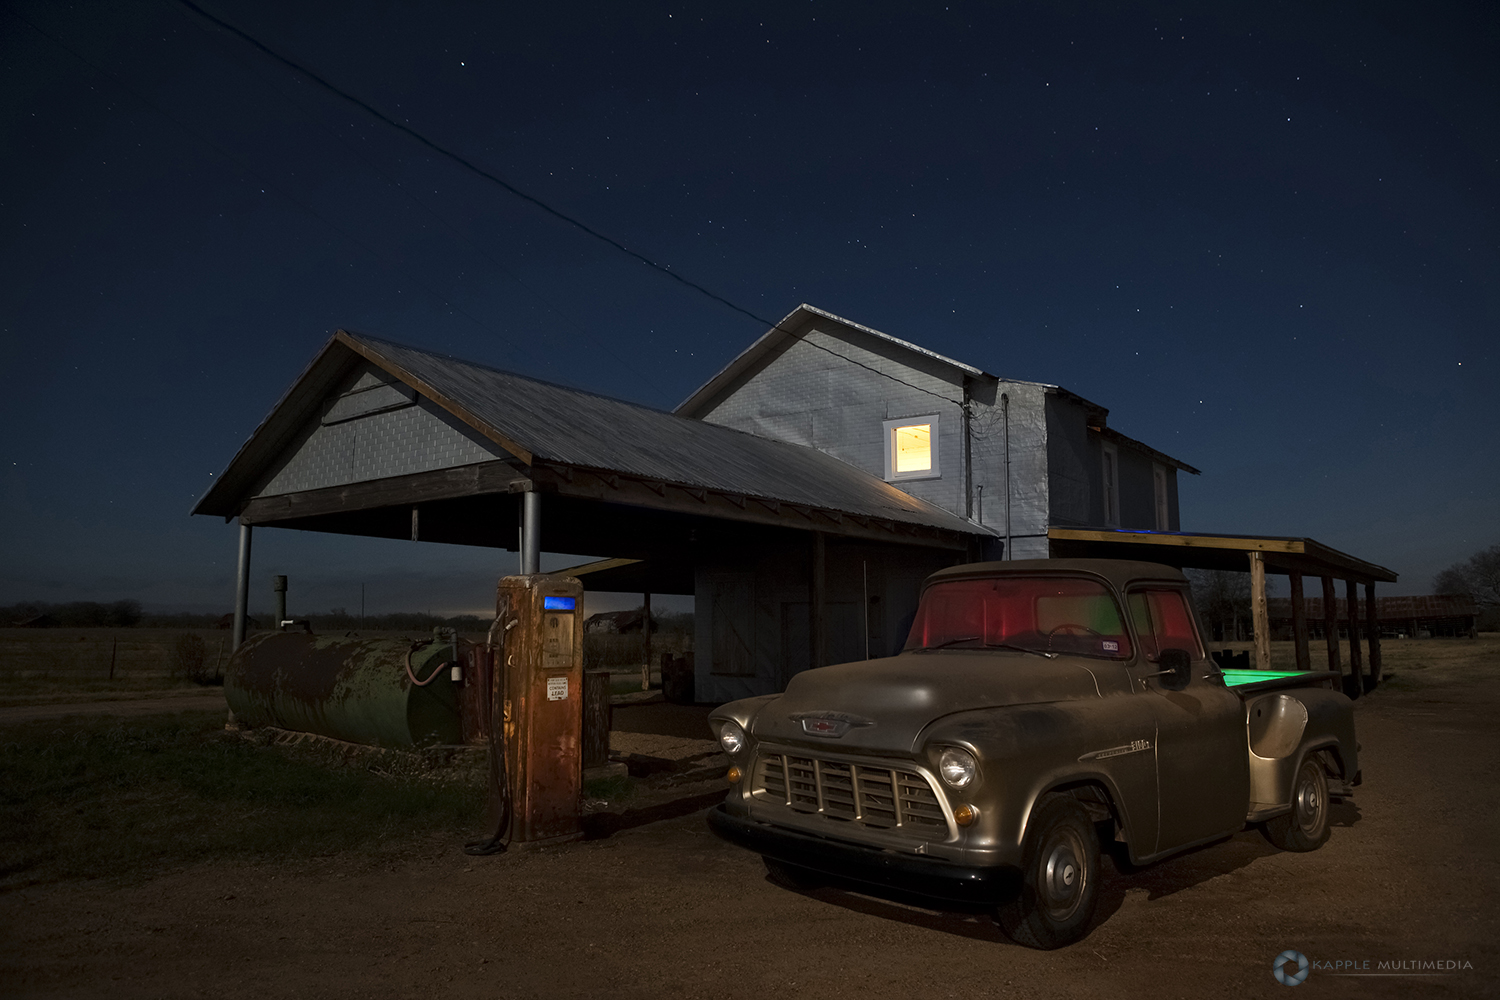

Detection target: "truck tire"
[996, 794, 1100, 949]
[762, 856, 824, 892]
[1261, 756, 1331, 852]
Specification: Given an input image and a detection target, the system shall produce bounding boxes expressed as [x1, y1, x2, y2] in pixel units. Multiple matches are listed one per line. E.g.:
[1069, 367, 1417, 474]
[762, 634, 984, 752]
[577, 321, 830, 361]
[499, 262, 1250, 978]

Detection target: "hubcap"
[1041, 833, 1087, 918]
[1296, 774, 1322, 831]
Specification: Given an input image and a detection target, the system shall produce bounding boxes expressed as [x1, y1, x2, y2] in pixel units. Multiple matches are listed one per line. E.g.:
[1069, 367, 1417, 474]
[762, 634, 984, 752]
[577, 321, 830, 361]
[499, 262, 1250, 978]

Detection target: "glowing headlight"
[718, 721, 747, 755]
[939, 747, 978, 788]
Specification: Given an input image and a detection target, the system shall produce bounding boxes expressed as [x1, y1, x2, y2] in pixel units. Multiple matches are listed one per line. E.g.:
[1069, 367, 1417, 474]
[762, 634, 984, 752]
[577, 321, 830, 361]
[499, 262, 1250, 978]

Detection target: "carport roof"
[1046, 527, 1398, 585]
[194, 330, 988, 543]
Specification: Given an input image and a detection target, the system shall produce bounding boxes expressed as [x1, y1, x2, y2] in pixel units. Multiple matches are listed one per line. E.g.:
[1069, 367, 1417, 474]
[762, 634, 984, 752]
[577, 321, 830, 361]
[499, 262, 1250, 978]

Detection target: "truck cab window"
[1128, 588, 1205, 662]
[905, 576, 1132, 660]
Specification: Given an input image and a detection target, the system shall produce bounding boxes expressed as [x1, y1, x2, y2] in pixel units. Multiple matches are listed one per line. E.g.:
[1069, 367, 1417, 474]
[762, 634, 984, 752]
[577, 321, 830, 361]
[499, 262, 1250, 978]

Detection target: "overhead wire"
[167, 0, 678, 407]
[3, 5, 559, 379]
[173, 0, 969, 413]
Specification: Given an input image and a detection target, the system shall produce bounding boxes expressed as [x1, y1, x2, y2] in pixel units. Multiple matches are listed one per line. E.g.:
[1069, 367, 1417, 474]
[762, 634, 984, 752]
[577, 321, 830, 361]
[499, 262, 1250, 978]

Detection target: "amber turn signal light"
[726, 766, 742, 784]
[953, 804, 977, 827]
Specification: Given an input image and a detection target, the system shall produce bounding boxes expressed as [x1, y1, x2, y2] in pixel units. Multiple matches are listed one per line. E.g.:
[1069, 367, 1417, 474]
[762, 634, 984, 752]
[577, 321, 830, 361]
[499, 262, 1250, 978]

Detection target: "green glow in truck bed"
[1221, 669, 1308, 687]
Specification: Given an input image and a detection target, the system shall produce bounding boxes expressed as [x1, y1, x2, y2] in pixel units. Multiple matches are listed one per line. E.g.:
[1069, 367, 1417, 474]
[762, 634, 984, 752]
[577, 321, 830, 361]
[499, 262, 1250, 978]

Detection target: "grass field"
[0, 709, 486, 889]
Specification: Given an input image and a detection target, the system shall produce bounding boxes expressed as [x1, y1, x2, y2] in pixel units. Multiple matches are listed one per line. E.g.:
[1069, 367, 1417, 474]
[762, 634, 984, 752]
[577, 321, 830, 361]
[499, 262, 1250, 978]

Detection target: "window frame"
[883, 413, 941, 482]
[1101, 442, 1120, 527]
[1152, 462, 1169, 531]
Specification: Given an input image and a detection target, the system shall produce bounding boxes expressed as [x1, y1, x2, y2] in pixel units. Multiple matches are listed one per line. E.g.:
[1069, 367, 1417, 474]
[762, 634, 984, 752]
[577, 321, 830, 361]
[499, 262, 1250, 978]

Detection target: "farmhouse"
[194, 303, 1393, 700]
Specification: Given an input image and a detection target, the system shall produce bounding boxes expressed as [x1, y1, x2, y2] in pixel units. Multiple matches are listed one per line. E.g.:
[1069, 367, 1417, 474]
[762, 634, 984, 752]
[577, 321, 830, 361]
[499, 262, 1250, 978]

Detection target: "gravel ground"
[1, 655, 1495, 998]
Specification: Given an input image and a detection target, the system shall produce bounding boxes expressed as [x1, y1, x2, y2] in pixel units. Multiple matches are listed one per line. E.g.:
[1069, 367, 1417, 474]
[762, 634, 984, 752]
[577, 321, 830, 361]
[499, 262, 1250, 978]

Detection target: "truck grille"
[754, 752, 949, 838]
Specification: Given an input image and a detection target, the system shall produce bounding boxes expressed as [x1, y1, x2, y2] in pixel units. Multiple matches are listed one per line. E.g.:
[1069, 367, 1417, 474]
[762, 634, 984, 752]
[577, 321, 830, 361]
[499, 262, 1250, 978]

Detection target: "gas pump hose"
[465, 615, 512, 855]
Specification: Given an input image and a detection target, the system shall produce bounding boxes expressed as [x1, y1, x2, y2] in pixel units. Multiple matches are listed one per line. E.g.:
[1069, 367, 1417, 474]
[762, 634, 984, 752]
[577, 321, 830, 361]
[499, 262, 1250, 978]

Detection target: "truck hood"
[748, 651, 1103, 754]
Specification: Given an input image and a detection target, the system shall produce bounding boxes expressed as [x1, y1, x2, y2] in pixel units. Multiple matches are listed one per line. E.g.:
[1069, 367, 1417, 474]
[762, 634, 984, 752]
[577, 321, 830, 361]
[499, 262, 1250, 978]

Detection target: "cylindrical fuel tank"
[226, 630, 477, 748]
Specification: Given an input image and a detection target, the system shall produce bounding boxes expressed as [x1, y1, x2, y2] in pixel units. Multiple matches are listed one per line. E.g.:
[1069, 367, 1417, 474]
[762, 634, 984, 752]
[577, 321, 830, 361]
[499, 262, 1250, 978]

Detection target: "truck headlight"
[718, 721, 747, 755]
[939, 747, 978, 789]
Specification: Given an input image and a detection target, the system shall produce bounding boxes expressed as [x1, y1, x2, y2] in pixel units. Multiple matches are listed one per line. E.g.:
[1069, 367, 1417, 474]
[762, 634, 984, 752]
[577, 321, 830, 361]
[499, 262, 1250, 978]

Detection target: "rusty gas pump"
[468, 573, 585, 852]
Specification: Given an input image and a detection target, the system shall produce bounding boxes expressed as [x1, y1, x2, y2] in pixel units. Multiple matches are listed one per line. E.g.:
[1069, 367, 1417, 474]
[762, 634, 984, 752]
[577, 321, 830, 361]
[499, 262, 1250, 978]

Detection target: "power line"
[167, 0, 677, 407]
[4, 5, 559, 380]
[173, 0, 968, 412]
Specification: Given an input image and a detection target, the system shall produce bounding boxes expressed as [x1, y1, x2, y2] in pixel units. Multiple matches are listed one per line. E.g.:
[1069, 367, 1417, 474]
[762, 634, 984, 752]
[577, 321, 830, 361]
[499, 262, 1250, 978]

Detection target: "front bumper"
[707, 805, 1018, 905]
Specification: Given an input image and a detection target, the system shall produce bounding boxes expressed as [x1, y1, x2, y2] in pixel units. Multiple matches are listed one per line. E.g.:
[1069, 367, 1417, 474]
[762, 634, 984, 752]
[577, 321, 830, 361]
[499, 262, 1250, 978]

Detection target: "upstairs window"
[884, 415, 940, 481]
[1153, 463, 1170, 530]
[1101, 443, 1119, 526]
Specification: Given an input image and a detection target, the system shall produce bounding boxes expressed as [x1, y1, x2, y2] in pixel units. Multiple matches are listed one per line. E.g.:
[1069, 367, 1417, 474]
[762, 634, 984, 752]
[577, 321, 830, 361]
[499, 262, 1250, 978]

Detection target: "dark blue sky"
[2, 1, 1495, 616]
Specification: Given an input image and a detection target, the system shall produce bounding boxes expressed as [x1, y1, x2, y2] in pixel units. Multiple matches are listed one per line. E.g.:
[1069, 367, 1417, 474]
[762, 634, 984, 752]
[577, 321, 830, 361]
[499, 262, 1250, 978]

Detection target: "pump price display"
[546, 676, 569, 701]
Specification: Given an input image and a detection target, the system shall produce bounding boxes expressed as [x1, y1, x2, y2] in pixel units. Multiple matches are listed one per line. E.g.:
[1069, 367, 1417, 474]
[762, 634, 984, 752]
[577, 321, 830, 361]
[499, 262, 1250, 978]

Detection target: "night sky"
[2, 1, 1495, 617]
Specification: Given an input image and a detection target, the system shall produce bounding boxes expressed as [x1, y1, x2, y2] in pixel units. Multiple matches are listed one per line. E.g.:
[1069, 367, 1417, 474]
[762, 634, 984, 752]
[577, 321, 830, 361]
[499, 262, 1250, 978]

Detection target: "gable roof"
[674, 303, 990, 418]
[193, 330, 989, 539]
[673, 302, 1198, 473]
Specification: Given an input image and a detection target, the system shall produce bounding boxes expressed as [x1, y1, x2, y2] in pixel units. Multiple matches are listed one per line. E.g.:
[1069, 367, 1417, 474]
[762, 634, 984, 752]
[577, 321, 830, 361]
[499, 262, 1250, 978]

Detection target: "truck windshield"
[904, 577, 1134, 660]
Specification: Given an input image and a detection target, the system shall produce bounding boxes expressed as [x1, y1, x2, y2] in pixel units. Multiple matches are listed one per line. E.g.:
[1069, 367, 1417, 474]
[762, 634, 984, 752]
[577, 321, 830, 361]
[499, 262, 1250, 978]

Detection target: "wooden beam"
[1345, 579, 1363, 699]
[1322, 576, 1342, 677]
[811, 531, 826, 671]
[239, 461, 529, 524]
[1249, 552, 1272, 670]
[1051, 527, 1306, 555]
[1289, 572, 1311, 671]
[1364, 581, 1382, 691]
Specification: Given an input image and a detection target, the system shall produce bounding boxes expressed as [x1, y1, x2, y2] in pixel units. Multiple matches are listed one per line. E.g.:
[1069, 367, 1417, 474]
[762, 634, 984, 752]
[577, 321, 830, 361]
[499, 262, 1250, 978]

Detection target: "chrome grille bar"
[754, 751, 950, 840]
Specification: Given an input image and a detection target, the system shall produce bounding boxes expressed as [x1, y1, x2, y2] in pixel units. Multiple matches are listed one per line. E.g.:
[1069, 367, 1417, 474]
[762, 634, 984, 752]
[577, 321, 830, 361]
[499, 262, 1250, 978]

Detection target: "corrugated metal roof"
[197, 330, 989, 538]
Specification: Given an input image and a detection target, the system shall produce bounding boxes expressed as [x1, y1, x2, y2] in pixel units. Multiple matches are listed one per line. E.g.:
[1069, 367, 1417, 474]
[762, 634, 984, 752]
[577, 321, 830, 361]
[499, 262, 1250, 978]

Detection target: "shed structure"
[195, 304, 1392, 701]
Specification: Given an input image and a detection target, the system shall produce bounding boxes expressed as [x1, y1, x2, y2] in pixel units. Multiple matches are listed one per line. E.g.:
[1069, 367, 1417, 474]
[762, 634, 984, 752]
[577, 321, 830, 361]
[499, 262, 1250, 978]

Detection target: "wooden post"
[1289, 572, 1311, 671]
[108, 637, 118, 680]
[1345, 579, 1363, 698]
[582, 669, 611, 768]
[1364, 582, 1382, 690]
[640, 591, 652, 691]
[1321, 576, 1341, 677]
[1249, 552, 1271, 670]
[811, 531, 827, 669]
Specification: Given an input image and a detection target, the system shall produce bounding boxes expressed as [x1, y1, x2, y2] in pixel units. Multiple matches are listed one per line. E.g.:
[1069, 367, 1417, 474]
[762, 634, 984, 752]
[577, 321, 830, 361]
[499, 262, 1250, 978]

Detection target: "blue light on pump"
[543, 596, 576, 611]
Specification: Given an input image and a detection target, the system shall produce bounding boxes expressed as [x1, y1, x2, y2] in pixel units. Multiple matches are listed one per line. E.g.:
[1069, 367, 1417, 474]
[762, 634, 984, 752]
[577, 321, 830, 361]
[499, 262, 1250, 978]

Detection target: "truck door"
[1127, 586, 1249, 854]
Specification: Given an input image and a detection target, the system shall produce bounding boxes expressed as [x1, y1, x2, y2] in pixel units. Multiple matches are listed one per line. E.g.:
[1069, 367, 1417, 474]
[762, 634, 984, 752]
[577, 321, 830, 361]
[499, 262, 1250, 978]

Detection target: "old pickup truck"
[706, 558, 1360, 948]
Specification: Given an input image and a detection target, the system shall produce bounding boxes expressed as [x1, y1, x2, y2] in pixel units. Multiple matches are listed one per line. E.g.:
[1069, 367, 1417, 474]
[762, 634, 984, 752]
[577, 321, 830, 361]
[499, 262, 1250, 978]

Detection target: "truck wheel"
[1261, 756, 1331, 852]
[996, 794, 1100, 949]
[762, 856, 823, 891]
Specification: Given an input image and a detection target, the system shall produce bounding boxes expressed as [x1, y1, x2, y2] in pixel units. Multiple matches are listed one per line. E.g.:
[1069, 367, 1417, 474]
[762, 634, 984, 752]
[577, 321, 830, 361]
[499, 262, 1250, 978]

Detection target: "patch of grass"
[0, 711, 484, 887]
[582, 773, 633, 804]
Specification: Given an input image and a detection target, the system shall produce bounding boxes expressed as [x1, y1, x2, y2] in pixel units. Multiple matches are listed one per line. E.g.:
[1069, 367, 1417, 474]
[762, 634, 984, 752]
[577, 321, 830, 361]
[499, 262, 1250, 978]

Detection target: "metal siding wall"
[965, 382, 1050, 556]
[692, 536, 957, 699]
[1114, 445, 1156, 529]
[1044, 395, 1093, 527]
[253, 362, 503, 497]
[698, 323, 968, 518]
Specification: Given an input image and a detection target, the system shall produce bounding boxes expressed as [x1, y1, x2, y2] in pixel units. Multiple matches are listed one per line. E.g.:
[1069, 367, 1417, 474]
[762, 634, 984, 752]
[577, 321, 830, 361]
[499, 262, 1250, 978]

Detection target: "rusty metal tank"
[225, 629, 486, 748]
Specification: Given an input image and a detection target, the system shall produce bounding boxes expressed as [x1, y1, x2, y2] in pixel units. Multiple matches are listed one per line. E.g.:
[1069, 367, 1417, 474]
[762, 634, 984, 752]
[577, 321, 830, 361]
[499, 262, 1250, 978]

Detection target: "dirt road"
[2, 662, 1496, 998]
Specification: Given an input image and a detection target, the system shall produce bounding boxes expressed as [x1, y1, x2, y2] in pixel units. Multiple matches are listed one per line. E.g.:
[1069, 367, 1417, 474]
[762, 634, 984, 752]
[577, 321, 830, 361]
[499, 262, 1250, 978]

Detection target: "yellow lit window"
[894, 423, 932, 473]
[884, 415, 939, 481]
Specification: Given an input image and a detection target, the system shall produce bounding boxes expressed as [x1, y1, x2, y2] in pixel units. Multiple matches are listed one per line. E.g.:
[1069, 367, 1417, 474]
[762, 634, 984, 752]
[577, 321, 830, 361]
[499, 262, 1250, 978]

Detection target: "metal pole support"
[233, 523, 253, 650]
[521, 490, 541, 575]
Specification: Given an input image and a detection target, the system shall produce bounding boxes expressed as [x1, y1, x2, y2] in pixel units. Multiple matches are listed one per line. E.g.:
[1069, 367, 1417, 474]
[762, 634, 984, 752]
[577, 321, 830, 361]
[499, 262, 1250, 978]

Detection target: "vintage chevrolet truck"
[706, 558, 1361, 948]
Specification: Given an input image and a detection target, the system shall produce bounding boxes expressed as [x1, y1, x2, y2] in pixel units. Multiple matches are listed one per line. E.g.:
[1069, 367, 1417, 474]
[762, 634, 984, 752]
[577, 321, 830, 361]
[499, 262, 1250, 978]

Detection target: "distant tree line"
[2, 600, 144, 627]
[2, 600, 491, 633]
[1435, 543, 1500, 630]
[1184, 570, 1254, 642]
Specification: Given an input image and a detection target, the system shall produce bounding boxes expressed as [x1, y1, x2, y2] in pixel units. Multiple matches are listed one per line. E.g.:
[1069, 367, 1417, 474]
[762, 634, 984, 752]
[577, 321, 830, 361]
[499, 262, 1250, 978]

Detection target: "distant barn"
[1268, 595, 1478, 639]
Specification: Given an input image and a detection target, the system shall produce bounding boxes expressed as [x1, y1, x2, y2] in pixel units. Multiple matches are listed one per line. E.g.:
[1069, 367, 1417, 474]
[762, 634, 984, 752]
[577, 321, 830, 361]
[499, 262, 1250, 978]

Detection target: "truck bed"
[1221, 669, 1341, 695]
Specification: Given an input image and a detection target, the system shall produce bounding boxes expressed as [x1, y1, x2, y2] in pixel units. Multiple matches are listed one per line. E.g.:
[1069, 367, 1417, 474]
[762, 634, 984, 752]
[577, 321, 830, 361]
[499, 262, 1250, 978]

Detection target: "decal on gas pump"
[546, 676, 569, 701]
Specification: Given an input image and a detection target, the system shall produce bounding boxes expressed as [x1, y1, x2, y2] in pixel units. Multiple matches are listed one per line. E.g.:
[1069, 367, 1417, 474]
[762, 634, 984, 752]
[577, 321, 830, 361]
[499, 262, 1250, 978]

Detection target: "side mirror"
[1156, 648, 1192, 691]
